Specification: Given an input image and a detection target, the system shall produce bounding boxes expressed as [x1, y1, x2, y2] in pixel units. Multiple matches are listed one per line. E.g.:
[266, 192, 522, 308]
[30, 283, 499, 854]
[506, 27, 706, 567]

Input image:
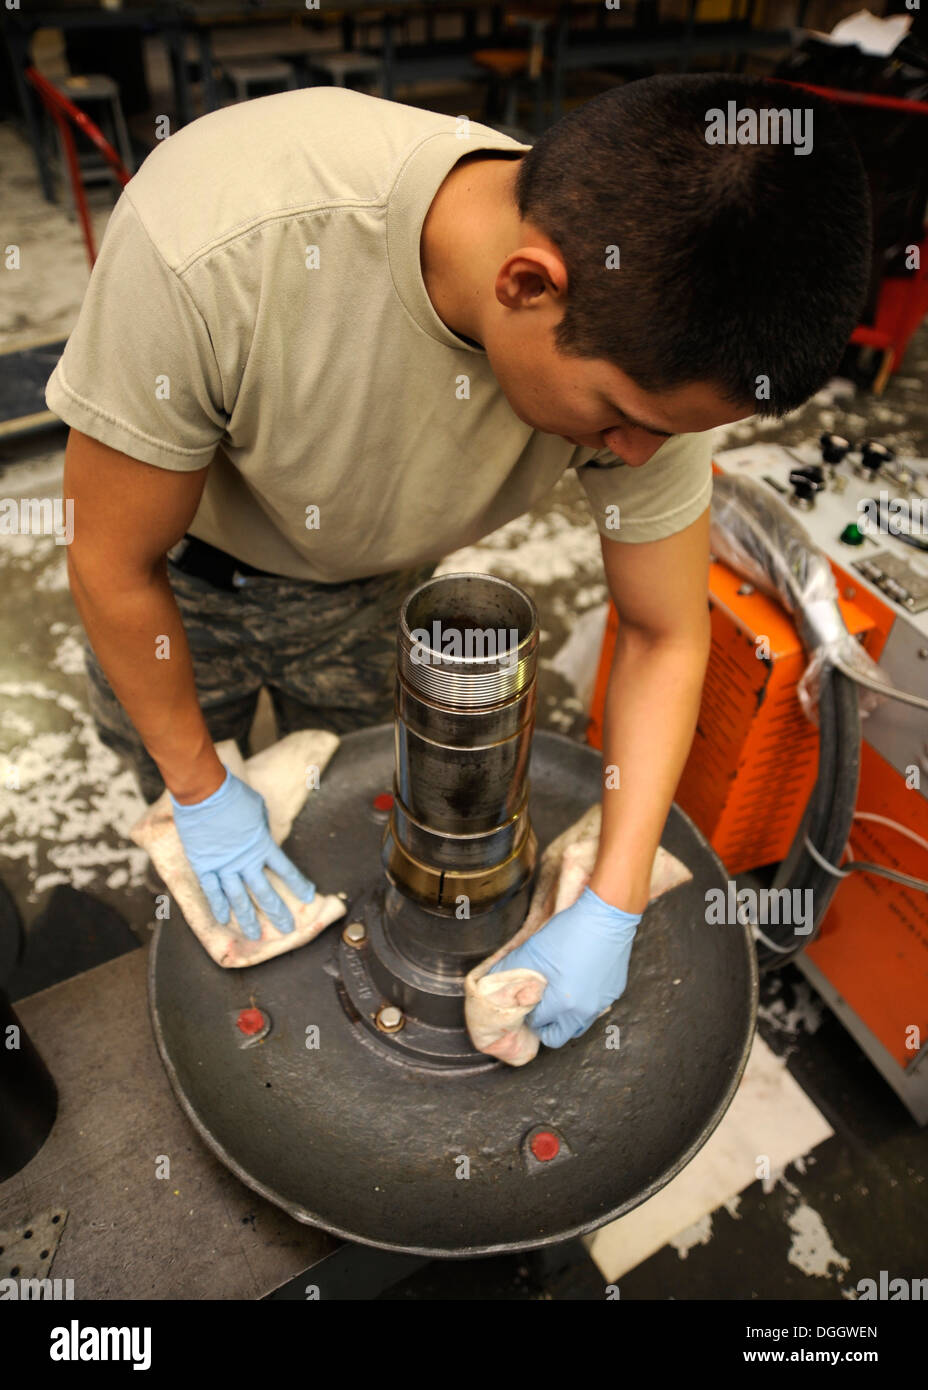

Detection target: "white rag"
[130, 736, 691, 1060]
[129, 730, 347, 968]
[464, 804, 693, 1066]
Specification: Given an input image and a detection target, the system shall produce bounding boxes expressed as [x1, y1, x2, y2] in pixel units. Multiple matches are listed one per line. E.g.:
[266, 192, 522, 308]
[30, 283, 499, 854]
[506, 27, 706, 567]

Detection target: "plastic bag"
[709, 472, 891, 725]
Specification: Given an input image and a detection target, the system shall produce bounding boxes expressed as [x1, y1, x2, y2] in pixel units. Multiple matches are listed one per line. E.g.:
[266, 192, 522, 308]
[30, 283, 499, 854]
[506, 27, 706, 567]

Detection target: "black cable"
[755, 665, 861, 969]
[709, 475, 863, 971]
[803, 834, 928, 894]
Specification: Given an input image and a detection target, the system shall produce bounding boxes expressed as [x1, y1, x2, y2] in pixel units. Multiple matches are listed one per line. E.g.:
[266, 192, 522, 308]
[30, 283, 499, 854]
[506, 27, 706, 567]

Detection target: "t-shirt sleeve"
[44, 190, 228, 471]
[574, 431, 714, 543]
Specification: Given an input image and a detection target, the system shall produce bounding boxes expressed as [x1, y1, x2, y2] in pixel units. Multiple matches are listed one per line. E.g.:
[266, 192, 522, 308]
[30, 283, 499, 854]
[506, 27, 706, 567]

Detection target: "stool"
[308, 51, 383, 94]
[473, 49, 532, 129]
[32, 26, 133, 181]
[56, 74, 133, 173]
[503, 7, 553, 131]
[51, 72, 134, 217]
[222, 58, 298, 103]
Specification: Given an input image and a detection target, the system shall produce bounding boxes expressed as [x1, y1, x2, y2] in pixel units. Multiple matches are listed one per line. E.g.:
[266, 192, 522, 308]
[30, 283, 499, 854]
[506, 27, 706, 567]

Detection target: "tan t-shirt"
[45, 88, 713, 582]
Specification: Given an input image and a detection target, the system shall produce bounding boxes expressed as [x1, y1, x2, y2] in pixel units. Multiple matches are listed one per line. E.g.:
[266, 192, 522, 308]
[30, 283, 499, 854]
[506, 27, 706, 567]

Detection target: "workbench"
[0, 945, 434, 1299]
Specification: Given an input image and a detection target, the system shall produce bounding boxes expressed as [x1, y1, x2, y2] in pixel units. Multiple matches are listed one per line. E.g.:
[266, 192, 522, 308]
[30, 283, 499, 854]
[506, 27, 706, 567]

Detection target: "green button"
[840, 523, 865, 546]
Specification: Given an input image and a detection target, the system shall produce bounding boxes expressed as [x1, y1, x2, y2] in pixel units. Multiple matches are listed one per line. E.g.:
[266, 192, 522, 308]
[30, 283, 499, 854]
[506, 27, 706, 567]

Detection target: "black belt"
[170, 535, 280, 590]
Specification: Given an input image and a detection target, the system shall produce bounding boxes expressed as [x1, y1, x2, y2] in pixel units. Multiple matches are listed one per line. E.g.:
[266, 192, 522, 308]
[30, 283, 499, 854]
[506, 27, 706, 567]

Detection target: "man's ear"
[495, 246, 567, 311]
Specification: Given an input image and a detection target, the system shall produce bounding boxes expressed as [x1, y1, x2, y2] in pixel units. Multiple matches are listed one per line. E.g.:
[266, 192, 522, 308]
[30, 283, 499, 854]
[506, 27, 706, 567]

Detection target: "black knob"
[788, 467, 826, 505]
[858, 440, 894, 477]
[820, 432, 850, 465]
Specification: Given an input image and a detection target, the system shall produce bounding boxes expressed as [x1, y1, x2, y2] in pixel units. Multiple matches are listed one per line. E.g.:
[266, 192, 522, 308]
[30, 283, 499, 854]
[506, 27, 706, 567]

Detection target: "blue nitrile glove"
[170, 767, 316, 941]
[487, 885, 641, 1048]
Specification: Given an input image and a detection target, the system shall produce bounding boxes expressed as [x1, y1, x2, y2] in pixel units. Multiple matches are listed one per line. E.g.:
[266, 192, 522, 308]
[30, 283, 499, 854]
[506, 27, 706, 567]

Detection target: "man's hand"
[171, 768, 316, 940]
[486, 886, 641, 1047]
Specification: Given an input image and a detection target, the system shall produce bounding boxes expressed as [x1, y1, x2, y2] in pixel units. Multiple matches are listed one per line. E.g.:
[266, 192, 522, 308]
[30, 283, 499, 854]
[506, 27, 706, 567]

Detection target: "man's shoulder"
[123, 90, 486, 273]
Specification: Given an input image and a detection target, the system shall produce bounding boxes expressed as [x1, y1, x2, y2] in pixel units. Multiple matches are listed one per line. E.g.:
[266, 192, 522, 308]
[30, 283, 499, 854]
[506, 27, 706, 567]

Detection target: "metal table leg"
[6, 25, 57, 203]
[163, 22, 193, 127]
[198, 28, 219, 114]
[382, 15, 396, 101]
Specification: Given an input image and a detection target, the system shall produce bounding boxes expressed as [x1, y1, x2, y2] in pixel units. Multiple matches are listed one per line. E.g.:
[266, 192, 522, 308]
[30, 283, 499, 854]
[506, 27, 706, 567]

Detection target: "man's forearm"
[67, 554, 226, 803]
[588, 617, 711, 914]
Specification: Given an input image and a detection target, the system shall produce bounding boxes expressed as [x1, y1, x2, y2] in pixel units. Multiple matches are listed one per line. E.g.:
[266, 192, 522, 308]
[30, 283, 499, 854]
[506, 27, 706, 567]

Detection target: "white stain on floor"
[436, 505, 602, 586]
[668, 1213, 714, 1259]
[0, 681, 148, 901]
[757, 976, 826, 1048]
[48, 628, 88, 675]
[1, 449, 153, 910]
[786, 1201, 851, 1282]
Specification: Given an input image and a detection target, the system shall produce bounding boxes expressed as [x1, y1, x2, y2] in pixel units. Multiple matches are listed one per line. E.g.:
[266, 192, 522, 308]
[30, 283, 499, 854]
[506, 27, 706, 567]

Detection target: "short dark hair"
[514, 73, 872, 417]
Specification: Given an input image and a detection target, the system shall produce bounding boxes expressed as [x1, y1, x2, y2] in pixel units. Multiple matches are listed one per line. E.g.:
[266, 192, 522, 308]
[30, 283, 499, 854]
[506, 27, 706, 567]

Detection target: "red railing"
[25, 66, 131, 270]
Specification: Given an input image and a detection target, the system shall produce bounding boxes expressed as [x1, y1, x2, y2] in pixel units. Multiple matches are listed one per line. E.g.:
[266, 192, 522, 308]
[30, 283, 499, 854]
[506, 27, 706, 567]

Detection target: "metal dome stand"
[150, 576, 757, 1262]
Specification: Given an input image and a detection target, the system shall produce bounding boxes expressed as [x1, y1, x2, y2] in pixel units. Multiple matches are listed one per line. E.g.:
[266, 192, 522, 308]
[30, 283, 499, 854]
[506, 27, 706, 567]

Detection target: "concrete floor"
[1, 58, 927, 1300]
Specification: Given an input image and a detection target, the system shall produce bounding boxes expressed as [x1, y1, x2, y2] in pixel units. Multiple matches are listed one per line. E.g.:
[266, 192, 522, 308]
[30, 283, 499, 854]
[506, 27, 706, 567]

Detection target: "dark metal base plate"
[149, 727, 757, 1257]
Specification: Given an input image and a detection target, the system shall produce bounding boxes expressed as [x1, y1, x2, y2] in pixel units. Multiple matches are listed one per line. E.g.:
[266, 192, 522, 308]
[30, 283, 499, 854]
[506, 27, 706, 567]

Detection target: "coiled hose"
[709, 473, 863, 969]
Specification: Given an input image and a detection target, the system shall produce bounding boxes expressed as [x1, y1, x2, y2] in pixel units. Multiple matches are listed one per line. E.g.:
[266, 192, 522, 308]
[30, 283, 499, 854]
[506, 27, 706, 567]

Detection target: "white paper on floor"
[585, 1033, 833, 1284]
[543, 600, 608, 715]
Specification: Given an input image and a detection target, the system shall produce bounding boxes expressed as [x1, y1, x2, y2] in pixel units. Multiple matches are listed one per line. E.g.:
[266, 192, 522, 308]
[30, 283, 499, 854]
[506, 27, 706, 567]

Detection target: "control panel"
[714, 435, 928, 636]
[708, 435, 928, 1125]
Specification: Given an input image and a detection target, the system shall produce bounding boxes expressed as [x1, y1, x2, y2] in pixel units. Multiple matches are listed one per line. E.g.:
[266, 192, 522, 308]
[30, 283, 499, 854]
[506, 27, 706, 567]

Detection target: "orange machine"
[589, 449, 928, 1121]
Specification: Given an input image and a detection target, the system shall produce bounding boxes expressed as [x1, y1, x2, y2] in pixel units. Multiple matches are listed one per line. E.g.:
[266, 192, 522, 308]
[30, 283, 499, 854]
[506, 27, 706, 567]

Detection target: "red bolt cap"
[373, 792, 394, 812]
[530, 1130, 560, 1161]
[237, 1007, 265, 1036]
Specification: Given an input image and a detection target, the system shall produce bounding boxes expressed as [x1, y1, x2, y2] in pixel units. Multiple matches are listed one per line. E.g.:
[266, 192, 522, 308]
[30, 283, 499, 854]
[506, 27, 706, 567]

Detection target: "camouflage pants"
[82, 549, 437, 804]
